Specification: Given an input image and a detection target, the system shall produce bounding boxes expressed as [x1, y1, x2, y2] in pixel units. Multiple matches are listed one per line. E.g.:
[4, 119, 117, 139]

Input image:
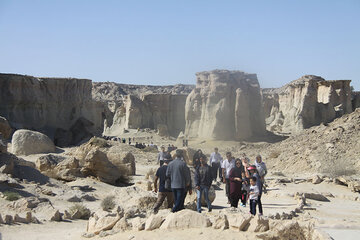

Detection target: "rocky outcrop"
[0, 116, 13, 139]
[263, 75, 352, 134]
[0, 73, 105, 144]
[352, 91, 360, 111]
[103, 94, 188, 137]
[11, 129, 56, 155]
[184, 70, 266, 140]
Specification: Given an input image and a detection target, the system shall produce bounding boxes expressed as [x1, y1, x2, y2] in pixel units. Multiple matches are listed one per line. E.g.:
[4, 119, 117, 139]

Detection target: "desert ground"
[1, 126, 360, 240]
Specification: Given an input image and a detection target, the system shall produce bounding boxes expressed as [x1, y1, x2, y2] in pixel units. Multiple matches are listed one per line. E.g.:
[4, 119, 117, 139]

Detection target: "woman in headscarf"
[229, 158, 244, 208]
[193, 149, 205, 169]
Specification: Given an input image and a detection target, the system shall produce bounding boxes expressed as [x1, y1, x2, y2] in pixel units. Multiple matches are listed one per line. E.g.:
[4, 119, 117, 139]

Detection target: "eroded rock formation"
[0, 74, 105, 142]
[263, 75, 352, 134]
[184, 70, 266, 140]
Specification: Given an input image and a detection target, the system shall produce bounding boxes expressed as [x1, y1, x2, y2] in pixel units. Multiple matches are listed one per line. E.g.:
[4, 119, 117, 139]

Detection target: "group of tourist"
[153, 146, 267, 216]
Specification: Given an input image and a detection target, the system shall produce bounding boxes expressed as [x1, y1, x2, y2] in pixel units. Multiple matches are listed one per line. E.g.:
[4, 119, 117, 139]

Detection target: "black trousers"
[225, 178, 231, 202]
[241, 190, 248, 206]
[211, 162, 220, 180]
[250, 195, 263, 215]
[230, 194, 240, 208]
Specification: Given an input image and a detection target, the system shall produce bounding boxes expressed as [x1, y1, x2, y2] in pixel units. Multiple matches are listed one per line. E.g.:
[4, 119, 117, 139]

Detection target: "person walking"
[222, 152, 235, 204]
[229, 159, 243, 208]
[195, 156, 213, 213]
[157, 146, 167, 166]
[248, 165, 263, 216]
[166, 149, 191, 213]
[210, 147, 223, 182]
[254, 155, 267, 193]
[193, 149, 205, 169]
[153, 160, 174, 213]
[249, 176, 260, 215]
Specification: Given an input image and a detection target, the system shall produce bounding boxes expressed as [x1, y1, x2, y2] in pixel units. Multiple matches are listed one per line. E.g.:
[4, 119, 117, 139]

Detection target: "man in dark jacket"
[166, 149, 191, 212]
[195, 156, 212, 213]
[153, 160, 174, 213]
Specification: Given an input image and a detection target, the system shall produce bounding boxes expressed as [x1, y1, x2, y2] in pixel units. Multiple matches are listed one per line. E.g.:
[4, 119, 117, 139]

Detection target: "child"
[249, 176, 260, 215]
[240, 172, 249, 207]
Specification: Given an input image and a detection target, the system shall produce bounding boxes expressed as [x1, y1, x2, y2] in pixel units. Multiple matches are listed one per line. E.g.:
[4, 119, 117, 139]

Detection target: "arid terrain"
[1, 71, 360, 240]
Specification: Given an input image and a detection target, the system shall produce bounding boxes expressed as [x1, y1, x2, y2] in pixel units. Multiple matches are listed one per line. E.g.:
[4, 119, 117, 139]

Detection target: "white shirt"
[223, 158, 235, 179]
[210, 152, 222, 164]
[249, 185, 259, 200]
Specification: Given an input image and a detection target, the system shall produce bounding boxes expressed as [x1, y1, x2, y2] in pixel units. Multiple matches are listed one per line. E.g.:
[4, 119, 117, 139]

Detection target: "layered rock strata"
[0, 74, 105, 141]
[184, 70, 266, 140]
[262, 75, 352, 134]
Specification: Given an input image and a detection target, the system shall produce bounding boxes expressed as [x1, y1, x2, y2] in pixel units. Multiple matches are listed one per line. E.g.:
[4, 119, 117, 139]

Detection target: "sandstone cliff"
[262, 75, 352, 134]
[352, 91, 360, 111]
[184, 70, 266, 140]
[0, 74, 104, 142]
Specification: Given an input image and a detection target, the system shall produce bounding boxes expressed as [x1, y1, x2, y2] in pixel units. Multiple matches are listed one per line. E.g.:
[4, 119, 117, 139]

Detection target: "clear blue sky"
[0, 0, 359, 89]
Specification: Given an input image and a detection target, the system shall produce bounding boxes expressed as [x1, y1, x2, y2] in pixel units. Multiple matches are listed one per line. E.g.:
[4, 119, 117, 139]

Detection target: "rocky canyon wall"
[0, 74, 105, 143]
[262, 75, 352, 134]
[184, 70, 266, 140]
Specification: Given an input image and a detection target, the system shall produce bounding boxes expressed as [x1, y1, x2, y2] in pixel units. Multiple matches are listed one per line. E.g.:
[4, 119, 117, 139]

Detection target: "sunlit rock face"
[184, 70, 266, 140]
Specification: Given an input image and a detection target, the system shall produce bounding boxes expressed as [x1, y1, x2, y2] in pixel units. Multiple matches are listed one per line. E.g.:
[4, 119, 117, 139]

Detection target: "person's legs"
[180, 189, 187, 210]
[241, 190, 247, 206]
[196, 187, 202, 212]
[166, 192, 174, 209]
[211, 163, 219, 181]
[250, 199, 257, 215]
[153, 192, 166, 212]
[203, 186, 212, 211]
[219, 167, 223, 180]
[225, 179, 230, 203]
[258, 194, 263, 215]
[172, 188, 182, 212]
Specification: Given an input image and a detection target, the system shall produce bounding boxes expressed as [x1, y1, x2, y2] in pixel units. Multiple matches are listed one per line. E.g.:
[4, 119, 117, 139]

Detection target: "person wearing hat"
[248, 165, 263, 216]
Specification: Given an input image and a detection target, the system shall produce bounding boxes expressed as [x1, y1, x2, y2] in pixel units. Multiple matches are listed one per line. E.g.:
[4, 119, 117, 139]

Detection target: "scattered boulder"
[113, 218, 131, 232]
[0, 152, 15, 174]
[170, 147, 197, 165]
[87, 212, 121, 235]
[130, 217, 145, 231]
[160, 209, 211, 230]
[50, 210, 62, 222]
[212, 213, 229, 230]
[227, 212, 253, 231]
[10, 197, 40, 210]
[247, 216, 270, 232]
[311, 175, 323, 184]
[145, 210, 169, 231]
[0, 116, 13, 139]
[303, 193, 330, 202]
[106, 146, 136, 175]
[11, 129, 56, 155]
[80, 149, 124, 185]
[4, 215, 13, 224]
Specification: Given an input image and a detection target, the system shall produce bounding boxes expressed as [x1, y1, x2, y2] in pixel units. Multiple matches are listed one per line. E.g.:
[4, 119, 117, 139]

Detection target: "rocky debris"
[50, 210, 62, 222]
[113, 218, 131, 231]
[212, 213, 229, 230]
[129, 217, 145, 231]
[106, 146, 136, 175]
[311, 175, 323, 184]
[247, 216, 270, 232]
[145, 210, 170, 231]
[0, 116, 13, 139]
[255, 108, 360, 175]
[80, 149, 124, 185]
[4, 215, 13, 224]
[87, 211, 122, 235]
[334, 176, 360, 193]
[302, 193, 330, 202]
[36, 154, 82, 181]
[11, 129, 56, 156]
[256, 221, 332, 240]
[160, 209, 211, 230]
[185, 70, 266, 140]
[263, 75, 352, 134]
[0, 153, 15, 174]
[227, 212, 253, 231]
[10, 197, 41, 210]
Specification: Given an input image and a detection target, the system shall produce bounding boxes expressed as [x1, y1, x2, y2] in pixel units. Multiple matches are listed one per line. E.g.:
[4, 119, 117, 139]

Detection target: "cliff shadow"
[247, 131, 288, 144]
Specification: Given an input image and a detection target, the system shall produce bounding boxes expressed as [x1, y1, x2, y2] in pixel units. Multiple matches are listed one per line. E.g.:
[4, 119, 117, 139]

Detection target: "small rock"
[5, 215, 13, 224]
[50, 210, 62, 222]
[82, 232, 95, 238]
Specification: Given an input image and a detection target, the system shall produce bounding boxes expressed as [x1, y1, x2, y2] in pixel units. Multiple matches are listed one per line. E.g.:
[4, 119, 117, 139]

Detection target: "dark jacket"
[229, 167, 243, 197]
[166, 158, 190, 189]
[194, 164, 212, 187]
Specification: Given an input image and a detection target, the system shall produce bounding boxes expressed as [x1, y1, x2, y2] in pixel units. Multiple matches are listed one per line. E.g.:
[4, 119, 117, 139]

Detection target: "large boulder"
[106, 146, 136, 175]
[170, 147, 197, 166]
[80, 149, 123, 185]
[0, 116, 12, 139]
[160, 209, 211, 230]
[111, 186, 157, 211]
[87, 211, 121, 235]
[184, 70, 266, 140]
[36, 154, 81, 181]
[0, 152, 15, 174]
[11, 129, 56, 155]
[227, 212, 253, 231]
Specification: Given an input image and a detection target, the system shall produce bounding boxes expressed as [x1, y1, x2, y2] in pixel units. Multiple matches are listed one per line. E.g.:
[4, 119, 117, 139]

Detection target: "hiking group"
[153, 147, 267, 216]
